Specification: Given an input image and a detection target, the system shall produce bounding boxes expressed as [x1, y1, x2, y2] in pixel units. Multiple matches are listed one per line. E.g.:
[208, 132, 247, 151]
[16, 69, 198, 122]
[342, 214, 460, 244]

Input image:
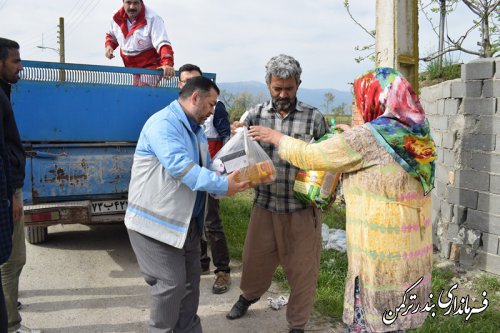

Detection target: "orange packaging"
[234, 160, 276, 186]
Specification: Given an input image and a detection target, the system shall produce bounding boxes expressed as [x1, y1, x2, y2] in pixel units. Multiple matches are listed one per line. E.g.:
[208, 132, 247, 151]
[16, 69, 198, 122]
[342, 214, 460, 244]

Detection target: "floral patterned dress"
[279, 125, 433, 332]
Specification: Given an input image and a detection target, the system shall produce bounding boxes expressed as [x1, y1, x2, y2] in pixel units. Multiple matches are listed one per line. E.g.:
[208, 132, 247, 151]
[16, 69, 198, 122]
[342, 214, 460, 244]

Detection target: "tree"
[323, 92, 335, 114]
[420, 0, 500, 61]
[219, 89, 236, 110]
[223, 91, 267, 122]
[333, 103, 347, 116]
[343, 0, 376, 63]
[344, 0, 500, 65]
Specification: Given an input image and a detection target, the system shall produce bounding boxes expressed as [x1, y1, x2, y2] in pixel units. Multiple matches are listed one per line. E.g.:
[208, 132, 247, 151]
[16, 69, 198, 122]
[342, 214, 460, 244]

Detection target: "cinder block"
[463, 58, 495, 81]
[431, 193, 442, 212]
[478, 116, 500, 134]
[443, 148, 455, 166]
[477, 192, 500, 215]
[496, 59, 500, 79]
[444, 98, 460, 115]
[483, 79, 500, 98]
[435, 180, 447, 199]
[464, 229, 482, 249]
[447, 186, 478, 209]
[455, 170, 490, 192]
[469, 152, 500, 173]
[459, 245, 476, 267]
[481, 232, 500, 255]
[452, 205, 467, 225]
[447, 223, 460, 240]
[451, 80, 465, 98]
[441, 81, 453, 98]
[461, 134, 496, 151]
[437, 147, 444, 164]
[442, 133, 455, 149]
[442, 240, 452, 258]
[424, 84, 442, 102]
[427, 115, 449, 130]
[435, 163, 450, 183]
[432, 131, 443, 147]
[463, 98, 496, 115]
[432, 221, 441, 250]
[465, 209, 500, 235]
[423, 101, 438, 115]
[441, 200, 454, 221]
[458, 150, 472, 167]
[437, 100, 445, 115]
[476, 250, 500, 275]
[490, 174, 500, 194]
[464, 80, 483, 97]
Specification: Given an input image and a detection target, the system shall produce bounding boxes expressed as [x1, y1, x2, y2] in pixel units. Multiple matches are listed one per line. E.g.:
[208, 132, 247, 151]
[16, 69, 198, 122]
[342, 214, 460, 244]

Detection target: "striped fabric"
[245, 100, 328, 213]
[279, 124, 432, 332]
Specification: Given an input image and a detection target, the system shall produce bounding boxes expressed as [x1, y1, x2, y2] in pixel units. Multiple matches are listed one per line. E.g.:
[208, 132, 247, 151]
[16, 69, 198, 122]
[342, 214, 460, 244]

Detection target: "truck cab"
[12, 61, 215, 243]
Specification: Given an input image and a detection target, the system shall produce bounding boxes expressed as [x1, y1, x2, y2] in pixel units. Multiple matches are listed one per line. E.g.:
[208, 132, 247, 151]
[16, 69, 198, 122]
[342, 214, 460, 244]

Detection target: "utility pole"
[58, 17, 66, 81]
[375, 0, 419, 91]
[37, 17, 66, 81]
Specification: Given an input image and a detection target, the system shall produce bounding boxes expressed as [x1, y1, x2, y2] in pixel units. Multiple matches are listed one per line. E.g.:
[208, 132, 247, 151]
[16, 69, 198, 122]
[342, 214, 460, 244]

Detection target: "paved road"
[19, 224, 338, 332]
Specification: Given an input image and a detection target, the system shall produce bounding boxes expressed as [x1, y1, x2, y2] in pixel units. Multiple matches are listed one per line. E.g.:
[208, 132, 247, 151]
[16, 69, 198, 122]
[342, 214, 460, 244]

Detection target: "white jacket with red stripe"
[106, 5, 174, 69]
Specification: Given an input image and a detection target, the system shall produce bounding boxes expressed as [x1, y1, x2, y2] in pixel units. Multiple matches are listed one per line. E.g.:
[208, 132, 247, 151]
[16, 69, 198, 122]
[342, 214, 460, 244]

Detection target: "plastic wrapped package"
[211, 127, 276, 186]
[293, 119, 341, 210]
[293, 169, 341, 210]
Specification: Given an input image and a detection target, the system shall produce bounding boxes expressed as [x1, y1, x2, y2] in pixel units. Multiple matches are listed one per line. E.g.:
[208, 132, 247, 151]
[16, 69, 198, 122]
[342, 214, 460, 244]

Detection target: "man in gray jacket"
[125, 76, 250, 333]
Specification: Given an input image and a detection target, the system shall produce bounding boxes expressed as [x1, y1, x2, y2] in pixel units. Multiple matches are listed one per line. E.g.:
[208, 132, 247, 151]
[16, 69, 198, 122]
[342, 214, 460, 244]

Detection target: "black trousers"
[200, 195, 230, 274]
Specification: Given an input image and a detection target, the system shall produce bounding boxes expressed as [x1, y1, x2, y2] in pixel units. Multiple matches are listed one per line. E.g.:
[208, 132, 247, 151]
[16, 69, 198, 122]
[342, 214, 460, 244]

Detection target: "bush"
[420, 56, 462, 85]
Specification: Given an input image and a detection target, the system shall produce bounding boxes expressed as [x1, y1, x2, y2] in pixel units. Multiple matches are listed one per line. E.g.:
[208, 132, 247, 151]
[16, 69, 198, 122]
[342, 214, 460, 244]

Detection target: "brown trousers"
[240, 204, 322, 329]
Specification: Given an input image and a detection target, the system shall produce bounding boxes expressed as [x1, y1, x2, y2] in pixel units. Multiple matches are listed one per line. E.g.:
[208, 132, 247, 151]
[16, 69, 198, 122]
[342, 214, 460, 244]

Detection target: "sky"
[0, 0, 481, 91]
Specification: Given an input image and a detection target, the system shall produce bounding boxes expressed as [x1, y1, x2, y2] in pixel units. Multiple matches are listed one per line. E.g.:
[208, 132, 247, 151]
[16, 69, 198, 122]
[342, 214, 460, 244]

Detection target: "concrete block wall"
[421, 58, 500, 275]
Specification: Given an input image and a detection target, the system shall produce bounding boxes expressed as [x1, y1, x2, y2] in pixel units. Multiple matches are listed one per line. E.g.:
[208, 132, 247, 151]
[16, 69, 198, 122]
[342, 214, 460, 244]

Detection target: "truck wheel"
[25, 226, 48, 244]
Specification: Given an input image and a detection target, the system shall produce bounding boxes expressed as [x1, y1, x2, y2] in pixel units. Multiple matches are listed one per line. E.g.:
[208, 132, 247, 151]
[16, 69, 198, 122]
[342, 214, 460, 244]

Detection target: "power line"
[65, 0, 88, 23]
[67, 0, 102, 35]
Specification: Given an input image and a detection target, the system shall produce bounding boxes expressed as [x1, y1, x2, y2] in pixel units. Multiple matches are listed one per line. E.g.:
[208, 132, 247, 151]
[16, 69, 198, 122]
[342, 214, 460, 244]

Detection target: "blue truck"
[12, 61, 215, 243]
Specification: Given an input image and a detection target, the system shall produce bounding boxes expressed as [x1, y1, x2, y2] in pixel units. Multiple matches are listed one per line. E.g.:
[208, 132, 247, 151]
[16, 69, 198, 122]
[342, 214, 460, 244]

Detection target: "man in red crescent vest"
[105, 0, 175, 82]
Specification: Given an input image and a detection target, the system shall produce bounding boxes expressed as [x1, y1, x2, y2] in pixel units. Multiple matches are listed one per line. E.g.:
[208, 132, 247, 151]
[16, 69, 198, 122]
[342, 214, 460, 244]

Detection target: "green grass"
[219, 192, 500, 332]
[410, 268, 500, 333]
[419, 56, 462, 87]
[219, 191, 254, 259]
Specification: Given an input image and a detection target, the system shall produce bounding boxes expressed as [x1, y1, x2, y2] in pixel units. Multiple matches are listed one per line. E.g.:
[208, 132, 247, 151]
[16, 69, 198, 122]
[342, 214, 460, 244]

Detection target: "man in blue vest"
[178, 64, 232, 295]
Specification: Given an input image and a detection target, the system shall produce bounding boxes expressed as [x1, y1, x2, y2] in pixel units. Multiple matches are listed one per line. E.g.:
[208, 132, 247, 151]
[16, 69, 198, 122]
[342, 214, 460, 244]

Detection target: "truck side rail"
[19, 60, 216, 87]
[13, 61, 216, 143]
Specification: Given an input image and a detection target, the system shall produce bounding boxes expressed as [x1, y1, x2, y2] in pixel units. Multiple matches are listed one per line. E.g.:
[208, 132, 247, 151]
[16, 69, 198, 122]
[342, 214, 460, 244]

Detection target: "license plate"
[90, 200, 128, 215]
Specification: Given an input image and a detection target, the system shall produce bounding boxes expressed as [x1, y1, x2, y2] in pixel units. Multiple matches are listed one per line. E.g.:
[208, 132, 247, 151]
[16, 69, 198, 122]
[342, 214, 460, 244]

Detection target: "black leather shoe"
[226, 295, 260, 320]
[289, 329, 304, 333]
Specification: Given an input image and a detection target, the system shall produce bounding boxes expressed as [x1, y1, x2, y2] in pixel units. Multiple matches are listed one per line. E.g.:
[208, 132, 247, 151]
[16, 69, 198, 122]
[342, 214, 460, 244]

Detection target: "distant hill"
[218, 81, 352, 114]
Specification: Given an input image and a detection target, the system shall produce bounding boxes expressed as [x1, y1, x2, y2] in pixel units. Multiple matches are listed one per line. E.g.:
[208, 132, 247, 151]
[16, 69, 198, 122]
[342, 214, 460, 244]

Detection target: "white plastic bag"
[211, 127, 276, 186]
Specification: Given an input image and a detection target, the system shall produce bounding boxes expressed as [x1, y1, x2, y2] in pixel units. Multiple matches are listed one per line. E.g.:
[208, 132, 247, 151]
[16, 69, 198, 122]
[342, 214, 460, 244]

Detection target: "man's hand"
[159, 65, 175, 79]
[230, 121, 246, 135]
[334, 124, 351, 132]
[248, 126, 283, 146]
[12, 195, 22, 221]
[226, 170, 251, 196]
[105, 45, 115, 59]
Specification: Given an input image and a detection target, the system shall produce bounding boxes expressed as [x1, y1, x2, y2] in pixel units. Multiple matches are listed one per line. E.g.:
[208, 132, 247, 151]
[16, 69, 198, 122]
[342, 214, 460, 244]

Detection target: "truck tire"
[25, 226, 48, 244]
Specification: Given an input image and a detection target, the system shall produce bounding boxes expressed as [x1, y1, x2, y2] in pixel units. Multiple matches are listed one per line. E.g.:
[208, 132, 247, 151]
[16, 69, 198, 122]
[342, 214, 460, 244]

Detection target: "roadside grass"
[220, 191, 348, 322]
[410, 268, 500, 333]
[219, 192, 500, 331]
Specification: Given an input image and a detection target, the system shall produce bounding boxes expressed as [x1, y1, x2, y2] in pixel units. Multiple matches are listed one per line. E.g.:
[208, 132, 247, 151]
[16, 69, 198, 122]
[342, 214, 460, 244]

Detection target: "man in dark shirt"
[0, 37, 39, 333]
